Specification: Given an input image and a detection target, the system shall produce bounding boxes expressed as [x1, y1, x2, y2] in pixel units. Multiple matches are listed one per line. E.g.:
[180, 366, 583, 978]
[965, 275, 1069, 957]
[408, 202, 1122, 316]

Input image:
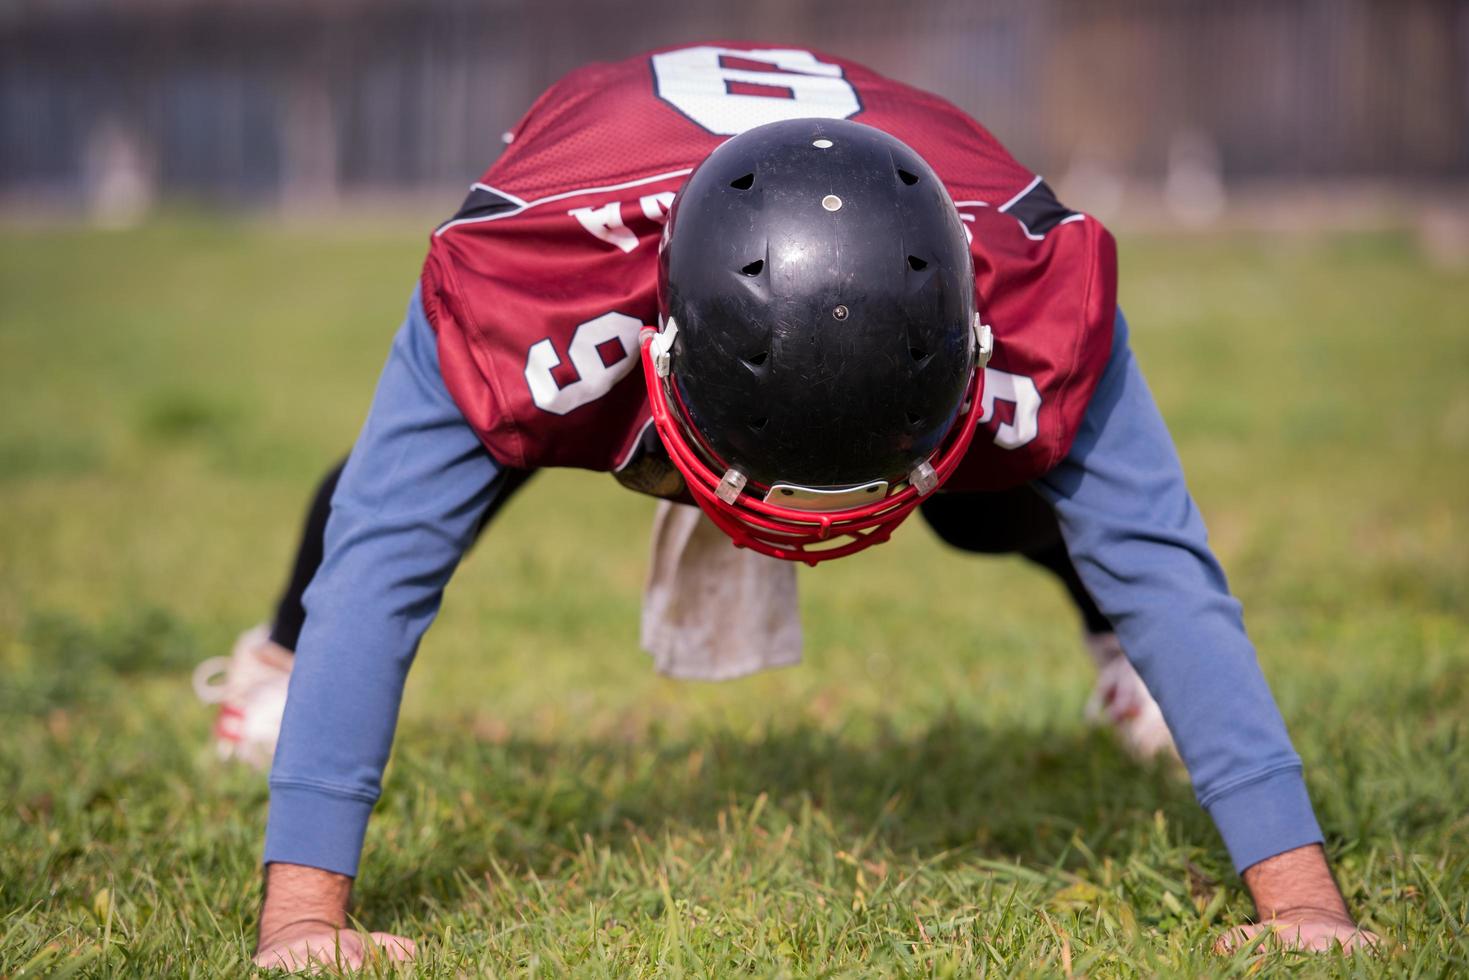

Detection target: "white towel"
[641, 500, 802, 680]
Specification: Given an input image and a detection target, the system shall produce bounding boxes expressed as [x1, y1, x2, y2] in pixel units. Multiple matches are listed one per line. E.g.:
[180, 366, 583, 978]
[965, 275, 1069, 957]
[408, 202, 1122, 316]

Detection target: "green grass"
[1, 217, 1466, 976]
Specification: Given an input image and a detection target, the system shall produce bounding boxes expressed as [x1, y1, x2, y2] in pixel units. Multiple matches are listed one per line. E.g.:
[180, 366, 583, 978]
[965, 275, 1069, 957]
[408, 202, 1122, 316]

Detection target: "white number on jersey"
[650, 46, 861, 136]
[567, 191, 675, 254]
[980, 367, 1042, 449]
[525, 312, 643, 415]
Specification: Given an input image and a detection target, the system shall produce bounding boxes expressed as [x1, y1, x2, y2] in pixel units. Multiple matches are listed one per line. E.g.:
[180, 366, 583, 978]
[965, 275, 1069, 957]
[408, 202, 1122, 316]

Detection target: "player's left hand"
[1213, 913, 1380, 954]
[252, 923, 418, 972]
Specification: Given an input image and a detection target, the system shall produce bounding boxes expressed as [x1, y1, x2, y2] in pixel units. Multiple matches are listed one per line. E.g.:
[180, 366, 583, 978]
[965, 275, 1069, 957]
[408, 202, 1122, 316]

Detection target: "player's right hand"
[253, 921, 417, 972]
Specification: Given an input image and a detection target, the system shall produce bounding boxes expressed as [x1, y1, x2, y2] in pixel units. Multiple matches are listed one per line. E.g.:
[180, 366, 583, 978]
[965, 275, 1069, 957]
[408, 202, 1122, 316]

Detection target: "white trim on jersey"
[435, 171, 1085, 247]
[613, 417, 658, 472]
[1012, 209, 1088, 241]
[435, 169, 696, 237]
[997, 174, 1044, 214]
[990, 175, 1090, 241]
[470, 182, 529, 208]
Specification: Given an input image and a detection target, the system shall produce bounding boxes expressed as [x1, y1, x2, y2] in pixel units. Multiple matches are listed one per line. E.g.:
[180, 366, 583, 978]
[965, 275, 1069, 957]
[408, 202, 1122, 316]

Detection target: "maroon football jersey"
[421, 42, 1117, 492]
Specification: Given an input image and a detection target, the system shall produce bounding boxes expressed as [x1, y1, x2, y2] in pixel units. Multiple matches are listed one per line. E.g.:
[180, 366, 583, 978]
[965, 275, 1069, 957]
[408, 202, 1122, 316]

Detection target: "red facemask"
[639, 326, 988, 565]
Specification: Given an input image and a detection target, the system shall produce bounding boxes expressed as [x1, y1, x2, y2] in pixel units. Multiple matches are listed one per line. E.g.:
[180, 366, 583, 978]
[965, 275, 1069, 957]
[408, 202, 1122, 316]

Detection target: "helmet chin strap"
[639, 323, 991, 566]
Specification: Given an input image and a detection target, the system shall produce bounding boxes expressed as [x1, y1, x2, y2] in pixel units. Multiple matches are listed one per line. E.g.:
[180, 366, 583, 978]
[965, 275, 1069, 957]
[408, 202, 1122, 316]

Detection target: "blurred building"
[2, 0, 1466, 221]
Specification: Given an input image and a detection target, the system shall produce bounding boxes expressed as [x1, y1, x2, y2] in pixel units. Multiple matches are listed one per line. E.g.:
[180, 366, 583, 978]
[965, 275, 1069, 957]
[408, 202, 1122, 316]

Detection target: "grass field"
[1, 217, 1466, 977]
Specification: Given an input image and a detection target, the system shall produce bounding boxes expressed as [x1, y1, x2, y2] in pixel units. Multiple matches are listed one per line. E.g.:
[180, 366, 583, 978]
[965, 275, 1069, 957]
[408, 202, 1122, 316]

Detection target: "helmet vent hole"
[730, 173, 755, 190]
[748, 416, 769, 431]
[907, 255, 928, 271]
[909, 346, 931, 364]
[898, 168, 920, 186]
[906, 411, 926, 426]
[744, 350, 768, 366]
[740, 259, 764, 276]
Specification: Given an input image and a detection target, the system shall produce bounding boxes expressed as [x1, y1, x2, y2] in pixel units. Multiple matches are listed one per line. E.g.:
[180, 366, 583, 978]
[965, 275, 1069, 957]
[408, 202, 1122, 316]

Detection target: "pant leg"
[268, 458, 347, 652]
[919, 485, 1113, 635]
[267, 456, 533, 653]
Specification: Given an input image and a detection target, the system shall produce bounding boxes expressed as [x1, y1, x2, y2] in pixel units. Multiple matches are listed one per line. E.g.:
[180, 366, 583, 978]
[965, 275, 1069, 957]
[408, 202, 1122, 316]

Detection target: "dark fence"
[2, 0, 1466, 211]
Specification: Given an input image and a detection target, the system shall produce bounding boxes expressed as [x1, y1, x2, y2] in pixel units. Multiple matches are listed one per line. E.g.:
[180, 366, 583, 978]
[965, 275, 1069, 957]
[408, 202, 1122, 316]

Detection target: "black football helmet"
[639, 118, 992, 563]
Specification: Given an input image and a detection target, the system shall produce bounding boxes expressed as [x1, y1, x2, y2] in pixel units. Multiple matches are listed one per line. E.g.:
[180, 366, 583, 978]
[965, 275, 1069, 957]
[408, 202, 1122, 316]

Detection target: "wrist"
[1241, 844, 1350, 922]
[258, 862, 353, 949]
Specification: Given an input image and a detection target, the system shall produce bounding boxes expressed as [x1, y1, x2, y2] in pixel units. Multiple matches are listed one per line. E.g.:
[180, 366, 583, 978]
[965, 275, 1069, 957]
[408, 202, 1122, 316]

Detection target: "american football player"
[227, 43, 1375, 970]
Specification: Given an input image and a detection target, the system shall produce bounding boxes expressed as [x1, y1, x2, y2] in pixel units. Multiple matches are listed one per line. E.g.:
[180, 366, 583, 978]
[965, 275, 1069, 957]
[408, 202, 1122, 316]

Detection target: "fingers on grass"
[368, 932, 418, 961]
[251, 932, 416, 972]
[1214, 922, 1381, 955]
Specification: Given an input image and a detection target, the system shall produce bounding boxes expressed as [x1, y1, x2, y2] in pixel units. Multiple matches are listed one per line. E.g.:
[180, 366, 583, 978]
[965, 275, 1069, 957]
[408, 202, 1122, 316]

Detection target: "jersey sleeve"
[947, 181, 1118, 490]
[420, 179, 670, 472]
[418, 50, 721, 473]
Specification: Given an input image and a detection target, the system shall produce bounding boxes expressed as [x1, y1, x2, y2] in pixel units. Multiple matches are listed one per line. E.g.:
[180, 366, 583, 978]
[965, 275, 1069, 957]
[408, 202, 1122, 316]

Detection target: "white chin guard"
[762, 480, 890, 512]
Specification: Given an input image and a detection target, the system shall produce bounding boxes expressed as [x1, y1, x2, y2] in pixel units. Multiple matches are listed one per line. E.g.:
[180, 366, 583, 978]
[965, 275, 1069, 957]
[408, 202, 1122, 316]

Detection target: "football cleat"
[192, 624, 292, 770]
[1084, 632, 1179, 762]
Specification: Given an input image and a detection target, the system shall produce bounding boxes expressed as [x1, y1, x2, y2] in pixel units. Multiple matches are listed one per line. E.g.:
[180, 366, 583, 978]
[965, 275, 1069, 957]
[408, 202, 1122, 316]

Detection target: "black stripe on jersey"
[437, 185, 522, 232]
[1001, 179, 1078, 236]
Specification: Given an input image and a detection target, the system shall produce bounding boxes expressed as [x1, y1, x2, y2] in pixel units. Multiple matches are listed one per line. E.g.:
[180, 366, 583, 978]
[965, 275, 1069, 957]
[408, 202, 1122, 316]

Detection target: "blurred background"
[3, 1, 1468, 972]
[3, 0, 1467, 239]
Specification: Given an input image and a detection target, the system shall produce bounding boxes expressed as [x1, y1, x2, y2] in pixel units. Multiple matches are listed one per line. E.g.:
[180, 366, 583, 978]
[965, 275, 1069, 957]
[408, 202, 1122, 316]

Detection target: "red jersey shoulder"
[420, 42, 1117, 486]
[462, 42, 1035, 208]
